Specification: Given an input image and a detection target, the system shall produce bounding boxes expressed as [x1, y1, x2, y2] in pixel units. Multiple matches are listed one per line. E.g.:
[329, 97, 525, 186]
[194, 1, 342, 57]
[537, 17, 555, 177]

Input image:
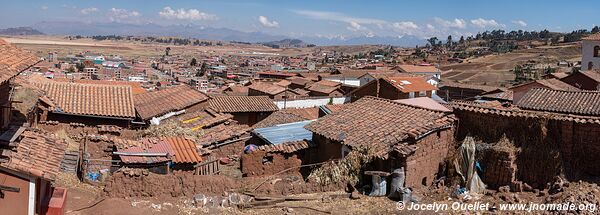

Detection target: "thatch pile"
[308, 146, 376, 185]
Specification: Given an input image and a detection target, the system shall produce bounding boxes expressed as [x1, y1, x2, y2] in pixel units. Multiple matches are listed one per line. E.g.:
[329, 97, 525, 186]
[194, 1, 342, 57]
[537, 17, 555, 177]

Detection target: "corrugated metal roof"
[252, 120, 314, 145]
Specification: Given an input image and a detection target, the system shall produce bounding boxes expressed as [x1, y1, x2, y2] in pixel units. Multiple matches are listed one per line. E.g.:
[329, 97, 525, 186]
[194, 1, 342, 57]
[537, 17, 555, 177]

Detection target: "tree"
[165, 47, 171, 56]
[459, 36, 465, 44]
[190, 58, 198, 66]
[447, 35, 453, 48]
[427, 37, 438, 47]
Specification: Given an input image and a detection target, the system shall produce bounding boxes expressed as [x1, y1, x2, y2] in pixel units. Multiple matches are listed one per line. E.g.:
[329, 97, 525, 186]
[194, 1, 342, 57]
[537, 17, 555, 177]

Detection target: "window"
[419, 91, 427, 97]
[595, 46, 600, 57]
[408, 92, 415, 98]
[588, 62, 594, 70]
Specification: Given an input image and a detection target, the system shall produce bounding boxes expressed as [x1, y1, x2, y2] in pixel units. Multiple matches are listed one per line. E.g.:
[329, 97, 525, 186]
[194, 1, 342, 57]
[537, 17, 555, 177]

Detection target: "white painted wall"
[582, 40, 600, 70]
[323, 77, 361, 86]
[274, 97, 350, 109]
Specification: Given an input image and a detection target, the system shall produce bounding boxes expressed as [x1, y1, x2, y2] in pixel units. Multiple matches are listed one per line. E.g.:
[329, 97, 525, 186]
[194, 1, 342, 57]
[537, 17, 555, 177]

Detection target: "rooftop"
[209, 96, 279, 113]
[305, 96, 455, 151]
[0, 129, 67, 181]
[253, 120, 314, 145]
[516, 88, 600, 116]
[134, 85, 208, 120]
[162, 137, 203, 164]
[36, 81, 136, 118]
[0, 39, 40, 83]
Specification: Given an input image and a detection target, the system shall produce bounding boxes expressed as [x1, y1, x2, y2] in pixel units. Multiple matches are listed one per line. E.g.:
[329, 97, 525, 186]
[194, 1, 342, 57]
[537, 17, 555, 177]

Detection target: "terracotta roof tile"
[196, 123, 250, 146]
[57, 79, 147, 95]
[516, 88, 600, 116]
[162, 137, 203, 164]
[450, 101, 600, 124]
[135, 85, 208, 120]
[252, 108, 316, 129]
[0, 39, 41, 83]
[36, 81, 136, 118]
[209, 96, 278, 113]
[0, 129, 67, 181]
[305, 96, 456, 149]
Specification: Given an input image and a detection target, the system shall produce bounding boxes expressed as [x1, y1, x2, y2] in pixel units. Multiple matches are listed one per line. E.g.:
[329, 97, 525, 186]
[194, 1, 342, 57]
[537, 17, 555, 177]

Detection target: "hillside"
[0, 27, 44, 36]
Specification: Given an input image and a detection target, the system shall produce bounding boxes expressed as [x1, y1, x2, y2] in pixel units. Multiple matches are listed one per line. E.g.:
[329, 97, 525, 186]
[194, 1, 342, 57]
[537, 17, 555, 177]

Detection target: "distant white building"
[581, 33, 600, 71]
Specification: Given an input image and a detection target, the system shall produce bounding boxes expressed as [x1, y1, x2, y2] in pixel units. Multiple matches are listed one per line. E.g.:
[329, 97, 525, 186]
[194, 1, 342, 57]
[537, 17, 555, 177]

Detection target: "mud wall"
[453, 109, 600, 188]
[404, 128, 455, 188]
[240, 150, 303, 177]
[104, 170, 345, 198]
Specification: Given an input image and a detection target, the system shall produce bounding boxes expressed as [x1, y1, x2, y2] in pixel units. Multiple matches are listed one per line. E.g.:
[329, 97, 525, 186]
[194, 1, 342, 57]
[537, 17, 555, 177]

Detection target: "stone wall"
[240, 150, 303, 177]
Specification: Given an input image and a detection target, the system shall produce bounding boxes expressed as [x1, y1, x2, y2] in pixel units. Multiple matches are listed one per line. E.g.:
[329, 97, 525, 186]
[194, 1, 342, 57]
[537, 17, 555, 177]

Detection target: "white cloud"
[108, 8, 141, 22]
[258, 16, 279, 28]
[392, 21, 418, 30]
[41, 6, 48, 10]
[434, 17, 467, 29]
[80, 7, 98, 15]
[512, 20, 528, 27]
[293, 10, 386, 25]
[470, 18, 504, 28]
[347, 21, 364, 31]
[159, 7, 217, 21]
[426, 24, 435, 31]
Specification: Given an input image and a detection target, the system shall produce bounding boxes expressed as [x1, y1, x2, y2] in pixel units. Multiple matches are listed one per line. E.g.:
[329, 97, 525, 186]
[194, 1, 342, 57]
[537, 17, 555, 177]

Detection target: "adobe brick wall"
[453, 109, 600, 188]
[479, 145, 517, 189]
[240, 150, 302, 177]
[404, 128, 454, 188]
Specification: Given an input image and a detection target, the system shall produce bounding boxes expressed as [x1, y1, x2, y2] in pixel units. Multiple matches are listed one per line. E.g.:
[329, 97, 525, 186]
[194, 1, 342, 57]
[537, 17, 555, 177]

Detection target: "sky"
[1, 0, 599, 39]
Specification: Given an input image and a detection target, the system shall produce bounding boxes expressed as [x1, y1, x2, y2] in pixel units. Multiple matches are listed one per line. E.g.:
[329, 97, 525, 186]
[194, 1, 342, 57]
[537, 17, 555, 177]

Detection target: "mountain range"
[28, 21, 425, 47]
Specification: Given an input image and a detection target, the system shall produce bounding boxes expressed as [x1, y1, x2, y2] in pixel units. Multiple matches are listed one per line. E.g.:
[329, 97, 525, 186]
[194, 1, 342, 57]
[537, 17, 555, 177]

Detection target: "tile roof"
[516, 88, 600, 116]
[314, 80, 341, 87]
[0, 39, 41, 83]
[253, 120, 314, 145]
[397, 65, 440, 73]
[162, 137, 203, 164]
[117, 138, 174, 164]
[480, 90, 514, 101]
[286, 77, 313, 86]
[252, 109, 313, 129]
[36, 81, 136, 118]
[249, 82, 286, 95]
[209, 96, 279, 113]
[385, 76, 438, 93]
[177, 108, 233, 130]
[256, 140, 316, 153]
[196, 123, 251, 146]
[305, 96, 456, 151]
[0, 129, 67, 181]
[450, 101, 600, 124]
[134, 85, 208, 120]
[57, 79, 147, 95]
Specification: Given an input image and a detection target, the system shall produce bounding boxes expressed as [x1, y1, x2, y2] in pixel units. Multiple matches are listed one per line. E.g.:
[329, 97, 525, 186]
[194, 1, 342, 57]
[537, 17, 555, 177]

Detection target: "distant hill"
[28, 21, 427, 47]
[0, 27, 44, 35]
[261, 39, 313, 48]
